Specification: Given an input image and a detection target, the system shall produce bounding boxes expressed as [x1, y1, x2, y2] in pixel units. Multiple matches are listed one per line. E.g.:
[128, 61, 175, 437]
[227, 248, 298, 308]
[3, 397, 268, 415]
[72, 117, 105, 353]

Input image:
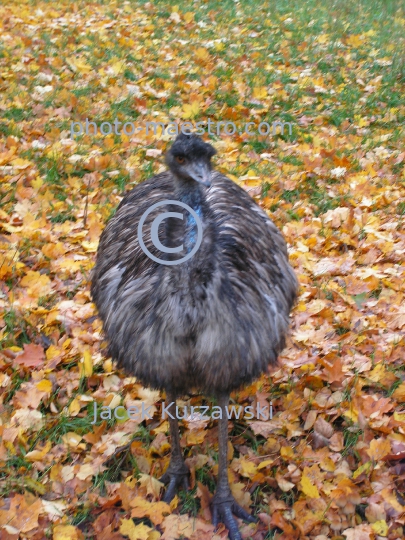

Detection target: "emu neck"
[167, 175, 215, 297]
[174, 177, 204, 206]
[174, 178, 206, 255]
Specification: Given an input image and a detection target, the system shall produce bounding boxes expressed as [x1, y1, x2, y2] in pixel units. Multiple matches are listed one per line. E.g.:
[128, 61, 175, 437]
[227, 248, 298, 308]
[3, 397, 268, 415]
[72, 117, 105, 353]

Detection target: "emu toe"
[212, 493, 257, 540]
[160, 468, 190, 503]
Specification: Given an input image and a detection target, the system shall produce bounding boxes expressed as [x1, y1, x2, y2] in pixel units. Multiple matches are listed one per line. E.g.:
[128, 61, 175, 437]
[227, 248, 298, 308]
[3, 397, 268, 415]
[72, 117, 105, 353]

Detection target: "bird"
[91, 132, 298, 540]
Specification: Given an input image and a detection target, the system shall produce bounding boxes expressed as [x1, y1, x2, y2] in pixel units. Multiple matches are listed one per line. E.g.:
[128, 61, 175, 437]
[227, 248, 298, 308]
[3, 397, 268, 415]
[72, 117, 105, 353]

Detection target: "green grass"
[2, 308, 31, 350]
[343, 425, 363, 457]
[179, 486, 200, 516]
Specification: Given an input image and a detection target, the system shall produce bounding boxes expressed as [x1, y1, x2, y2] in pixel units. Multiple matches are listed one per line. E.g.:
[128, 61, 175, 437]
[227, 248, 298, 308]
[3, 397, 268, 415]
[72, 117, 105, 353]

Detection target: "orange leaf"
[367, 438, 391, 461]
[14, 343, 45, 369]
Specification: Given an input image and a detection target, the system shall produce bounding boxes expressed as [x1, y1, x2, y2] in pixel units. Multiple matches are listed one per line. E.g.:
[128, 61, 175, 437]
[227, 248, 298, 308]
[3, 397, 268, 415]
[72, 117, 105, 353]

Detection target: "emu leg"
[160, 394, 189, 503]
[211, 394, 257, 540]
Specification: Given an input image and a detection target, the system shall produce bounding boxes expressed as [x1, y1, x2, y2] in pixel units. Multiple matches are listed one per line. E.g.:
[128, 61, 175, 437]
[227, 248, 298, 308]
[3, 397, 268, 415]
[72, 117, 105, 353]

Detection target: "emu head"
[165, 133, 217, 187]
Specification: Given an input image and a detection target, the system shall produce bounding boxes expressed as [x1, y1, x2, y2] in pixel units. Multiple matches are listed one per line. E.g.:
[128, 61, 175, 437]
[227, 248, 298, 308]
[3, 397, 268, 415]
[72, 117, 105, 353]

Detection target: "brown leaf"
[196, 482, 211, 521]
[343, 524, 374, 540]
[161, 515, 194, 540]
[13, 343, 45, 369]
[0, 494, 42, 534]
[367, 438, 391, 461]
[314, 417, 334, 439]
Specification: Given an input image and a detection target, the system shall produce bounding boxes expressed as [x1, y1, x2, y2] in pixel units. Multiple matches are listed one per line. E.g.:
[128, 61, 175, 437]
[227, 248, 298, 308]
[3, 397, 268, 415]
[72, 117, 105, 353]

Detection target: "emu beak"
[189, 162, 212, 187]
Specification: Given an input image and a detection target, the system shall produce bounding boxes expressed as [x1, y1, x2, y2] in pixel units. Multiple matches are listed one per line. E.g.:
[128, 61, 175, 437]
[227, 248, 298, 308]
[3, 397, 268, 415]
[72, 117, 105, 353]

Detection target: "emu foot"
[212, 492, 257, 540]
[160, 464, 189, 503]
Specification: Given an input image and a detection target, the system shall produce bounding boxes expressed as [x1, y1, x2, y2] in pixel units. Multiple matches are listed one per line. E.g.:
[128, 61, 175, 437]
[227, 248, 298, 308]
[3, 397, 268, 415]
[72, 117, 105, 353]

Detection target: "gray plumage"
[91, 134, 298, 397]
[91, 133, 298, 539]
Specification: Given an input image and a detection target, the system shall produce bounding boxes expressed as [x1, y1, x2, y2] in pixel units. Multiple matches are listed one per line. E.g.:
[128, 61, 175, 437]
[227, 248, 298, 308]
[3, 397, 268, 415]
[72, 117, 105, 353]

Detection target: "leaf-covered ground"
[1, 0, 405, 538]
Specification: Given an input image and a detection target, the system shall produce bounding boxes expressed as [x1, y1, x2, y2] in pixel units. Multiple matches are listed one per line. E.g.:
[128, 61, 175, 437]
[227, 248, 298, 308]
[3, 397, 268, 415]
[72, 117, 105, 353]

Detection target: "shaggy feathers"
[91, 162, 298, 397]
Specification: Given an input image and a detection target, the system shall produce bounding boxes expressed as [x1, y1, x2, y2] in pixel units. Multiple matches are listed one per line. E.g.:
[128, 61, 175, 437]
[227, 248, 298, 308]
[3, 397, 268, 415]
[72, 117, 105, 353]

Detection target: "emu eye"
[176, 156, 185, 164]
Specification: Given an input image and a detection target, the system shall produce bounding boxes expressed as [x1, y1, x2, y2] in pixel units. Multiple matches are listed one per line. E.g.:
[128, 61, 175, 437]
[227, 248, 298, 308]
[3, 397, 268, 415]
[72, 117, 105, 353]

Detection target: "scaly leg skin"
[160, 394, 190, 503]
[212, 394, 258, 540]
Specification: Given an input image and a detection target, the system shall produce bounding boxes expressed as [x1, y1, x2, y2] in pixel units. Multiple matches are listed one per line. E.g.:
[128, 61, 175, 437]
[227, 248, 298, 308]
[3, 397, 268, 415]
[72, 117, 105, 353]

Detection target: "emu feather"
[91, 168, 297, 395]
[91, 133, 298, 539]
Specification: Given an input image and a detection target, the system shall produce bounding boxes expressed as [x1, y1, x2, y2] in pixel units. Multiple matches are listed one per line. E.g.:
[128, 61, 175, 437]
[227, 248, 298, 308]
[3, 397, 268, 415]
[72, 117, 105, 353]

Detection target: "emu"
[91, 133, 298, 539]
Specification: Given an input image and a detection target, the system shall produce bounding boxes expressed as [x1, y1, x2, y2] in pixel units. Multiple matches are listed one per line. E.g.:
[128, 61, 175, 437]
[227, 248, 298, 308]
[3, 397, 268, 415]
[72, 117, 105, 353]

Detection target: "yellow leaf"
[393, 383, 405, 401]
[252, 87, 267, 100]
[69, 398, 81, 416]
[53, 524, 82, 540]
[119, 519, 152, 540]
[23, 476, 46, 494]
[316, 34, 329, 44]
[280, 446, 294, 459]
[239, 458, 257, 479]
[319, 456, 335, 472]
[61, 432, 83, 449]
[32, 177, 43, 190]
[347, 34, 363, 47]
[231, 482, 252, 508]
[182, 101, 200, 119]
[301, 473, 320, 498]
[367, 438, 391, 461]
[169, 495, 178, 511]
[66, 57, 92, 74]
[46, 345, 62, 360]
[11, 158, 33, 170]
[380, 487, 405, 512]
[184, 12, 194, 23]
[20, 271, 52, 297]
[185, 429, 206, 445]
[214, 42, 225, 52]
[195, 47, 209, 61]
[77, 463, 98, 481]
[130, 497, 170, 526]
[79, 350, 93, 377]
[353, 461, 372, 479]
[25, 440, 52, 462]
[343, 405, 358, 423]
[371, 520, 388, 536]
[42, 242, 66, 259]
[82, 240, 99, 252]
[36, 379, 52, 393]
[138, 474, 164, 499]
[394, 412, 405, 422]
[257, 459, 274, 470]
[111, 60, 127, 75]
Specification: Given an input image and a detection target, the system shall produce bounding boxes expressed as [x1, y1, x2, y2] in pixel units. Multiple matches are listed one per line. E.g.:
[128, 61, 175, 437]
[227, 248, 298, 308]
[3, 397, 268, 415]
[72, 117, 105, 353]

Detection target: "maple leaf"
[182, 102, 200, 119]
[20, 270, 53, 299]
[0, 495, 42, 534]
[119, 519, 152, 540]
[53, 525, 84, 540]
[184, 12, 194, 24]
[367, 438, 391, 461]
[195, 47, 209, 61]
[13, 343, 45, 369]
[137, 474, 164, 499]
[343, 524, 374, 540]
[130, 497, 170, 526]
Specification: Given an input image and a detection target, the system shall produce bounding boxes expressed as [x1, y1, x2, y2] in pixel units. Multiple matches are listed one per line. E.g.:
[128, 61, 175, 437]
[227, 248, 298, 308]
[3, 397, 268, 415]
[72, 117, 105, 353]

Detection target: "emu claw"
[211, 494, 257, 540]
[160, 469, 189, 503]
